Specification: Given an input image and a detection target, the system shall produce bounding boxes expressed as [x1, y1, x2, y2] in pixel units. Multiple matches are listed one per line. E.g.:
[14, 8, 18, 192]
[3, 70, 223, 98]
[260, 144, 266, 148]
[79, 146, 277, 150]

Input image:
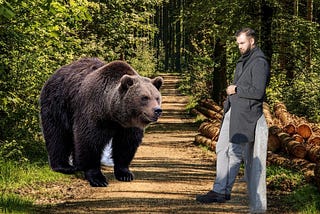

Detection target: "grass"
[285, 185, 320, 214]
[0, 161, 70, 213]
[0, 193, 33, 213]
[267, 165, 320, 213]
[267, 165, 305, 192]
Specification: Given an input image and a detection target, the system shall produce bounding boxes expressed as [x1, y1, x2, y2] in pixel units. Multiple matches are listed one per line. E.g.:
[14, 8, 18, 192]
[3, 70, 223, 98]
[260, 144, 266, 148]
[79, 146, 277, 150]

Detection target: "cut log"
[307, 145, 320, 163]
[267, 152, 315, 182]
[276, 132, 307, 158]
[194, 134, 216, 151]
[199, 99, 224, 115]
[267, 152, 291, 168]
[286, 140, 307, 158]
[311, 124, 320, 135]
[297, 124, 313, 139]
[267, 134, 281, 152]
[283, 123, 296, 135]
[291, 158, 316, 171]
[269, 126, 282, 135]
[274, 102, 293, 125]
[277, 132, 292, 148]
[292, 134, 304, 143]
[263, 102, 274, 126]
[195, 106, 223, 121]
[308, 135, 320, 146]
[198, 122, 220, 141]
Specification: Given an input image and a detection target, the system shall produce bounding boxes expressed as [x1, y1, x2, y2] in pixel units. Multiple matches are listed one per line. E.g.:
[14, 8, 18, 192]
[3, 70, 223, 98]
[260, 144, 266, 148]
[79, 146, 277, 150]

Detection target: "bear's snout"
[154, 107, 162, 118]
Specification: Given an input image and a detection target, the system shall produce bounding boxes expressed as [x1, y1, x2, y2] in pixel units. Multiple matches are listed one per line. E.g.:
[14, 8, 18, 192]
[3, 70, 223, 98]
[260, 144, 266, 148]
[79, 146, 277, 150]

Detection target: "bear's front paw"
[114, 167, 134, 182]
[84, 169, 108, 187]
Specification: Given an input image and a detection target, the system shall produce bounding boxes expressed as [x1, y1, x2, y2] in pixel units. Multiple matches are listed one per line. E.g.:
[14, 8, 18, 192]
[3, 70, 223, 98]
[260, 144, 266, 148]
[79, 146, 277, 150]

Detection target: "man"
[196, 28, 270, 213]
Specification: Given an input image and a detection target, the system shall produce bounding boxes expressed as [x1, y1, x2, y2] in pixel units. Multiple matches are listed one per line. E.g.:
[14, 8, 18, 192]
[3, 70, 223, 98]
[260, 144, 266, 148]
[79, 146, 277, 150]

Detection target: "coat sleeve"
[236, 58, 269, 100]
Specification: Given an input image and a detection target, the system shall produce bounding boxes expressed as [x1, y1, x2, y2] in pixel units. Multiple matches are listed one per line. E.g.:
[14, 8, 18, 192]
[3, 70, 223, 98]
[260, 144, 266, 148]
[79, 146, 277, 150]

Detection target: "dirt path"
[38, 74, 251, 213]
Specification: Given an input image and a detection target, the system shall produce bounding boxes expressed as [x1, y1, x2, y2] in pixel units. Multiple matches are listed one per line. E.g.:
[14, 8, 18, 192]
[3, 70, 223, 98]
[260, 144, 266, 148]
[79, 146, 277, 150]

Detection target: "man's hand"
[226, 85, 237, 95]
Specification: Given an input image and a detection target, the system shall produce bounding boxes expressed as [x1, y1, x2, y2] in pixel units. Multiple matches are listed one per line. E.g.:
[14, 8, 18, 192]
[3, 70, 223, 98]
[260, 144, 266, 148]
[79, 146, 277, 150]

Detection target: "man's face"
[236, 33, 255, 55]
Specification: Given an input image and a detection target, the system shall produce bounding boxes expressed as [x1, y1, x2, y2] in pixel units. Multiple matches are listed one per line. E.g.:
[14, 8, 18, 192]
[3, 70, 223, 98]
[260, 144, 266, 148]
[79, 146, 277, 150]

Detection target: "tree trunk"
[163, 3, 169, 70]
[306, 0, 313, 69]
[260, 0, 273, 65]
[212, 39, 227, 105]
[175, 0, 181, 72]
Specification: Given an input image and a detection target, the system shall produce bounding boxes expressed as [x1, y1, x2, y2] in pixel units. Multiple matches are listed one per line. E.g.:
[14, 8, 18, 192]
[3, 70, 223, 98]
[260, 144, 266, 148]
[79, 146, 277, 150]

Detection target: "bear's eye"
[141, 96, 149, 102]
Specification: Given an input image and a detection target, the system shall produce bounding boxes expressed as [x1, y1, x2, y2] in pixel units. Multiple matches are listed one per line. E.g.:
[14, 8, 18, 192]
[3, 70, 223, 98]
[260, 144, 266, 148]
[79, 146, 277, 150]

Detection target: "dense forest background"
[0, 0, 319, 163]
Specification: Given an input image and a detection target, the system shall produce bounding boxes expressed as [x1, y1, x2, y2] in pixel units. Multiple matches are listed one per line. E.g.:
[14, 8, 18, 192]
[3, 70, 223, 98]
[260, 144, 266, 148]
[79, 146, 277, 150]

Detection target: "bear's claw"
[85, 169, 108, 187]
[88, 178, 108, 187]
[114, 167, 134, 182]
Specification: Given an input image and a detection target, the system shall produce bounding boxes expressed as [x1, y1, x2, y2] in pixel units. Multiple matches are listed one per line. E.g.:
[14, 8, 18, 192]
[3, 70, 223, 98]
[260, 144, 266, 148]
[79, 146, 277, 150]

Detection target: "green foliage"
[179, 55, 214, 102]
[0, 161, 69, 191]
[0, 161, 69, 212]
[0, 0, 162, 163]
[129, 43, 157, 77]
[266, 11, 320, 123]
[0, 193, 33, 214]
[284, 185, 320, 213]
[0, 140, 27, 163]
[0, 1, 14, 19]
[266, 165, 320, 213]
[266, 165, 305, 192]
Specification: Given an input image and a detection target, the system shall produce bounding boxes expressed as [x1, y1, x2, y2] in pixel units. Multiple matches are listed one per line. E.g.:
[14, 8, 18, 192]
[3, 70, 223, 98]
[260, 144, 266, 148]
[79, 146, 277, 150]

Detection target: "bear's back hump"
[58, 57, 105, 81]
[97, 60, 139, 82]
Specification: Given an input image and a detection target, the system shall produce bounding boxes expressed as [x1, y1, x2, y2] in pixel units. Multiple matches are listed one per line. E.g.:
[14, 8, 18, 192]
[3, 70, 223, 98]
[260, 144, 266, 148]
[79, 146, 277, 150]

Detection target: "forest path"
[39, 74, 250, 213]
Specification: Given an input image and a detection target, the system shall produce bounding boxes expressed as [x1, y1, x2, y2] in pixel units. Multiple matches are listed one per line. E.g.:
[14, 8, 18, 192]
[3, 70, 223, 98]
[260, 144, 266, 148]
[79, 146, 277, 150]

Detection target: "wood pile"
[192, 99, 320, 191]
[193, 99, 223, 151]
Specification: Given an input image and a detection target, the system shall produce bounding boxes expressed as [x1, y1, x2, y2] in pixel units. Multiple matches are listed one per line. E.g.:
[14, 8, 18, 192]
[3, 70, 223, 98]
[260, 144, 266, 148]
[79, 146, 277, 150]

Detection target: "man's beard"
[240, 45, 251, 55]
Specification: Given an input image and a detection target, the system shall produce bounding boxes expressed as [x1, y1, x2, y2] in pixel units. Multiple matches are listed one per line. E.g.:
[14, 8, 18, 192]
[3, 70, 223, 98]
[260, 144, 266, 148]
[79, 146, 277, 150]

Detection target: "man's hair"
[235, 28, 257, 44]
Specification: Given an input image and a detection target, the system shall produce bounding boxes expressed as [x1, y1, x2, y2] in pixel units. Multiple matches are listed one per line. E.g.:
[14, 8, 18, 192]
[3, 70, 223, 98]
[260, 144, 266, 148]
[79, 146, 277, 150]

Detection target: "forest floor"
[29, 74, 289, 213]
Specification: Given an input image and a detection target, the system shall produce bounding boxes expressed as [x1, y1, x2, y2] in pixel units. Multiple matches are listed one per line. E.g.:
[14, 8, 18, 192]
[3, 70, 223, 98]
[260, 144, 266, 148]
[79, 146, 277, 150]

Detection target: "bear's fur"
[40, 58, 163, 187]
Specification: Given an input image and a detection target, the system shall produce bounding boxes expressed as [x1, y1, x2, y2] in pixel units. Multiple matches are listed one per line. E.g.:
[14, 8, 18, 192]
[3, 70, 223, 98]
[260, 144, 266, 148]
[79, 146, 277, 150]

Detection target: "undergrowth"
[0, 161, 70, 213]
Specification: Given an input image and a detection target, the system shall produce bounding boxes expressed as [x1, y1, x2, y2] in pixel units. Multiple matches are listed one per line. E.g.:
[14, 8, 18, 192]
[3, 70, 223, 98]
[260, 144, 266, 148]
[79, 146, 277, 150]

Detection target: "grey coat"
[224, 47, 270, 144]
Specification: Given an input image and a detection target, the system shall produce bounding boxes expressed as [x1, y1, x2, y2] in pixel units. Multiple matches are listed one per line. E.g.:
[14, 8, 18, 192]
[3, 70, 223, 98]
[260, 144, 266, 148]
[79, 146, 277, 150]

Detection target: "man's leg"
[247, 115, 268, 213]
[196, 110, 231, 203]
[225, 142, 245, 196]
[213, 110, 232, 194]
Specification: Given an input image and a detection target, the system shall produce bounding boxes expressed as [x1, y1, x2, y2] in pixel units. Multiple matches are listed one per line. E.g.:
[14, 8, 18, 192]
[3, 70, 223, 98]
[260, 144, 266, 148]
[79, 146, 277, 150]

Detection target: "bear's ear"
[120, 75, 134, 91]
[152, 76, 163, 90]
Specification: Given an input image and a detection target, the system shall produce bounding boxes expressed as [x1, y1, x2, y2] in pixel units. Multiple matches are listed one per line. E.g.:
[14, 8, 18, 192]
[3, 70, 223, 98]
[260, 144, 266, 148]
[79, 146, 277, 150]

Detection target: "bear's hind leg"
[44, 128, 76, 174]
[112, 127, 143, 182]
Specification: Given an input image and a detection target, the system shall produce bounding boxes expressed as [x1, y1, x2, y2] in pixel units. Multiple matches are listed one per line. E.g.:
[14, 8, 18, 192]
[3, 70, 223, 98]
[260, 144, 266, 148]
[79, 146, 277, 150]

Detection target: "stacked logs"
[268, 103, 320, 163]
[192, 99, 223, 151]
[268, 102, 320, 190]
[193, 99, 320, 190]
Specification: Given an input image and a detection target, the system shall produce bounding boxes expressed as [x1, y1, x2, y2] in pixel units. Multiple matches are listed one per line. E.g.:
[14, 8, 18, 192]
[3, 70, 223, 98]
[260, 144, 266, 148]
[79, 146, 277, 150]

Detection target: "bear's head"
[110, 74, 163, 129]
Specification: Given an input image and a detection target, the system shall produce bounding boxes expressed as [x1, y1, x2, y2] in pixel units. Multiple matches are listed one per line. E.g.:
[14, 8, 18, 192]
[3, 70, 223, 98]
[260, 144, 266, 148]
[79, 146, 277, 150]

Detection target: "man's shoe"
[196, 191, 226, 203]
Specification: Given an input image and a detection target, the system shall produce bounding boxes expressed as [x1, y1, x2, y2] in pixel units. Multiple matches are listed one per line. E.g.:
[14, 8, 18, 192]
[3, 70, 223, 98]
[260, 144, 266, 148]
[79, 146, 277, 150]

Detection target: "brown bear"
[40, 58, 163, 187]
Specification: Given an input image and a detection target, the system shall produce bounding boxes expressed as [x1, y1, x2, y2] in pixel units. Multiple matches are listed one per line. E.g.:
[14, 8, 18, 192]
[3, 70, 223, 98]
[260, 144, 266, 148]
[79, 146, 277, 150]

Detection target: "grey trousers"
[213, 109, 268, 213]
